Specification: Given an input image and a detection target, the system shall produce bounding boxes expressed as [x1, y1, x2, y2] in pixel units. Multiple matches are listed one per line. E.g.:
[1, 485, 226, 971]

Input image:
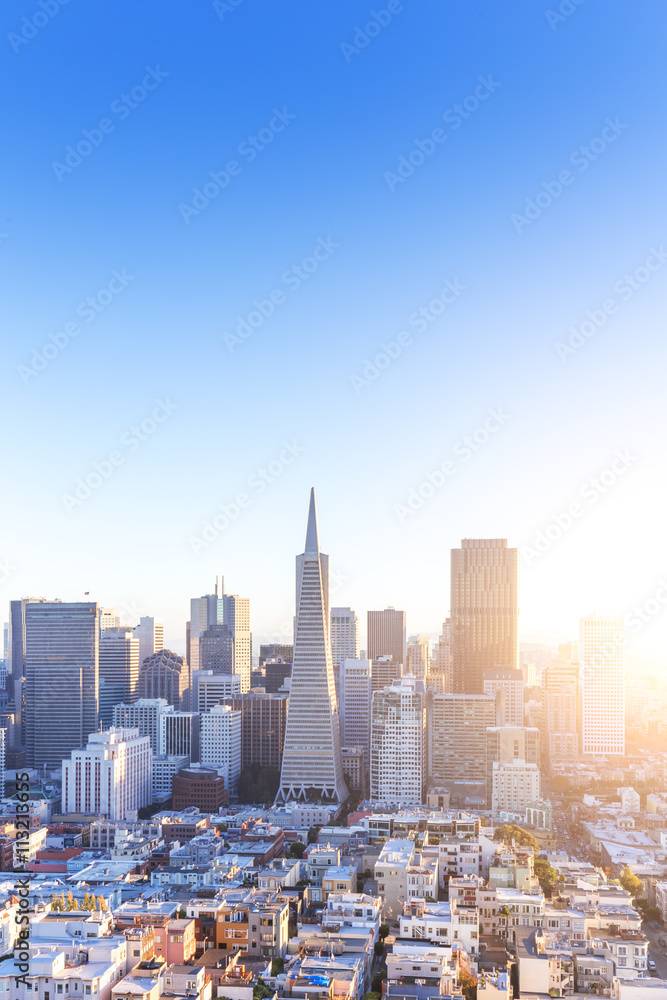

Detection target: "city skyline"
[3, 2, 666, 671]
[4, 504, 662, 671]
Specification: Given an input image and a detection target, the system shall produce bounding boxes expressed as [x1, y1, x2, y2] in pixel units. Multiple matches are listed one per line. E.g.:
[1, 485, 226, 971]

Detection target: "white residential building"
[491, 760, 541, 816]
[370, 675, 424, 805]
[580, 614, 625, 756]
[200, 704, 242, 796]
[62, 728, 151, 821]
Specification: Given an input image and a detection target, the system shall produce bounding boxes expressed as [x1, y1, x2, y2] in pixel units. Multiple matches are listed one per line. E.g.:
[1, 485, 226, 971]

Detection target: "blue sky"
[2, 0, 666, 663]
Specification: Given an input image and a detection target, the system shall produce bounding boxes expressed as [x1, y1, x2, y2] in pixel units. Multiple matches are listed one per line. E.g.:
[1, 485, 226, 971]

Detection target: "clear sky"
[2, 0, 666, 665]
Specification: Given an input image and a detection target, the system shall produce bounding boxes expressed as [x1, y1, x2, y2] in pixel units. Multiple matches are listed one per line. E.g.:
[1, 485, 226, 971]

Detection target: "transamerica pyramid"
[276, 489, 348, 803]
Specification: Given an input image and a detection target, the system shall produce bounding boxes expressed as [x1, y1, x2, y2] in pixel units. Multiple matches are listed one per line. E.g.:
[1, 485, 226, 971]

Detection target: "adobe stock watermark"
[178, 108, 296, 224]
[626, 579, 667, 635]
[18, 269, 135, 384]
[511, 118, 628, 233]
[555, 246, 667, 360]
[189, 440, 305, 553]
[521, 448, 638, 565]
[384, 76, 500, 192]
[213, 0, 246, 20]
[394, 407, 510, 522]
[61, 398, 178, 513]
[224, 237, 339, 352]
[51, 67, 169, 181]
[350, 278, 466, 394]
[545, 0, 587, 31]
[0, 558, 16, 586]
[8, 0, 72, 54]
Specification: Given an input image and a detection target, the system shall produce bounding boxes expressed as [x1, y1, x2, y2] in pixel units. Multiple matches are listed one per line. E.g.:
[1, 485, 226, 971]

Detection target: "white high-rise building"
[370, 675, 424, 805]
[491, 759, 541, 816]
[330, 609, 360, 669]
[277, 489, 348, 803]
[113, 698, 173, 755]
[62, 728, 151, 820]
[200, 704, 242, 797]
[580, 614, 625, 756]
[339, 658, 372, 759]
[483, 668, 524, 727]
[133, 617, 164, 668]
[222, 593, 251, 693]
[192, 670, 241, 713]
[99, 608, 120, 632]
[406, 634, 430, 680]
[160, 711, 200, 761]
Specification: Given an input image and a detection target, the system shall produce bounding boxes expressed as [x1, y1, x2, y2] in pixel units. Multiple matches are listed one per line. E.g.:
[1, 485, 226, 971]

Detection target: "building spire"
[304, 487, 319, 554]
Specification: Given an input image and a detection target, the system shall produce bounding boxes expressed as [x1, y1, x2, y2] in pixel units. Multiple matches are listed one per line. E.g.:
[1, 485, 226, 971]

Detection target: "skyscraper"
[133, 616, 164, 668]
[483, 667, 524, 727]
[406, 634, 431, 680]
[427, 692, 496, 795]
[99, 627, 140, 706]
[579, 614, 625, 756]
[24, 601, 99, 768]
[450, 539, 518, 694]
[62, 727, 151, 820]
[221, 592, 251, 693]
[370, 675, 425, 805]
[200, 622, 234, 674]
[367, 608, 406, 666]
[8, 597, 49, 746]
[330, 608, 360, 669]
[276, 489, 347, 803]
[339, 658, 372, 761]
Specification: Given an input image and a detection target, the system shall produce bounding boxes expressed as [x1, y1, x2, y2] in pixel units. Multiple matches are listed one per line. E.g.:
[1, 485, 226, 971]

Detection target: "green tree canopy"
[494, 823, 540, 851]
[619, 865, 643, 898]
[237, 764, 280, 805]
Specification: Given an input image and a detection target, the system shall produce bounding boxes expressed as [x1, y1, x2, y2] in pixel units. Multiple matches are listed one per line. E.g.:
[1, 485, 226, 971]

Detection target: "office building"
[187, 589, 222, 673]
[367, 608, 406, 666]
[579, 614, 625, 756]
[193, 670, 241, 713]
[370, 675, 425, 805]
[406, 634, 430, 680]
[259, 644, 293, 666]
[371, 655, 402, 693]
[137, 649, 188, 708]
[330, 607, 360, 675]
[545, 658, 579, 772]
[62, 727, 151, 821]
[153, 754, 189, 802]
[221, 593, 251, 693]
[99, 628, 140, 706]
[224, 689, 288, 770]
[113, 698, 173, 755]
[450, 538, 518, 693]
[277, 489, 347, 803]
[98, 607, 120, 632]
[8, 597, 49, 744]
[24, 601, 99, 768]
[133, 617, 164, 668]
[427, 693, 495, 793]
[483, 667, 524, 727]
[199, 704, 242, 796]
[262, 658, 292, 693]
[199, 622, 234, 674]
[339, 658, 372, 763]
[172, 764, 228, 811]
[160, 710, 200, 762]
[430, 618, 452, 692]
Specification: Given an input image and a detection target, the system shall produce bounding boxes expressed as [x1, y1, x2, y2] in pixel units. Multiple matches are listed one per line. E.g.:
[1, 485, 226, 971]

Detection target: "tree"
[494, 824, 540, 852]
[253, 978, 274, 1000]
[619, 866, 643, 898]
[236, 764, 281, 805]
[307, 825, 321, 845]
[89, 894, 97, 910]
[379, 924, 390, 942]
[534, 859, 558, 898]
[363, 993, 382, 1000]
[271, 957, 284, 976]
[97, 895, 108, 911]
[288, 841, 306, 859]
[459, 968, 477, 1000]
[374, 941, 384, 957]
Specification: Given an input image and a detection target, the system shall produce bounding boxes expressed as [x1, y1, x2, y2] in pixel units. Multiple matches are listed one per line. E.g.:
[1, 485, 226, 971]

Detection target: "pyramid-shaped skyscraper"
[276, 489, 348, 803]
